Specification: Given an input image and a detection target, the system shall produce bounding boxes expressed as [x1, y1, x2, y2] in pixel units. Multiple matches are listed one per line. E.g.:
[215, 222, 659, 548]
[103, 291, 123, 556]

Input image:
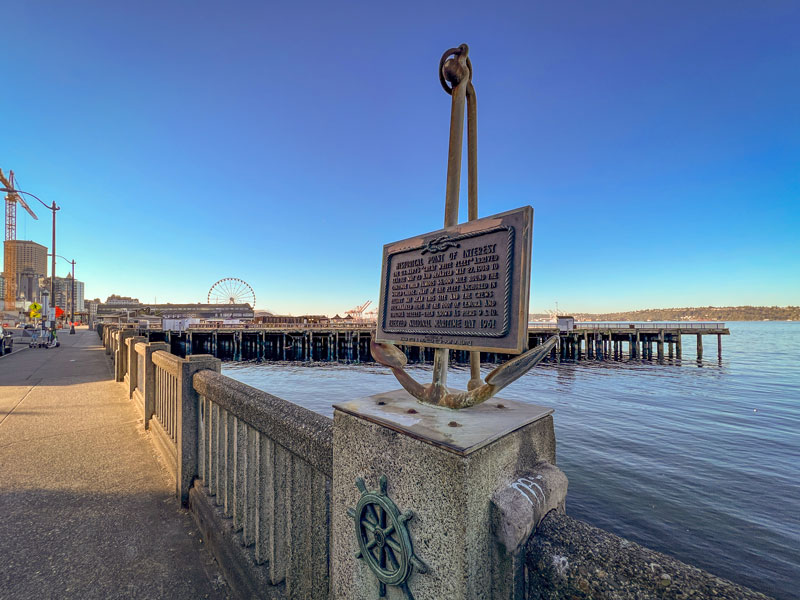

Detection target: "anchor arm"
[439, 336, 558, 409]
[370, 341, 427, 400]
[372, 336, 559, 409]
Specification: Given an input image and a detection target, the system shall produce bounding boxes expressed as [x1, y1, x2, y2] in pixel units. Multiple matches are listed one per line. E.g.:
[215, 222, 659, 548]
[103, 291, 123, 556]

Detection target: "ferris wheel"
[208, 278, 256, 307]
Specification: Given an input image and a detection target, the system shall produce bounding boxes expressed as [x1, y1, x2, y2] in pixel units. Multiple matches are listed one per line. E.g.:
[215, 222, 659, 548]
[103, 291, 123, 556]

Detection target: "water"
[223, 322, 800, 599]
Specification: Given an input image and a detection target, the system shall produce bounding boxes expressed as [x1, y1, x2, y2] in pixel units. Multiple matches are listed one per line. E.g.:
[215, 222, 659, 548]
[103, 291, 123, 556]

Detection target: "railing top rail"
[152, 350, 183, 375]
[186, 322, 377, 330]
[193, 370, 333, 477]
[134, 342, 148, 355]
[529, 322, 726, 330]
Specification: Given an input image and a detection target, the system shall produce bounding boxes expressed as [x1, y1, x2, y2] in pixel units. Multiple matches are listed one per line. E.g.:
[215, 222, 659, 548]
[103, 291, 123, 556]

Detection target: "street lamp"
[0, 186, 60, 300]
[51, 254, 76, 334]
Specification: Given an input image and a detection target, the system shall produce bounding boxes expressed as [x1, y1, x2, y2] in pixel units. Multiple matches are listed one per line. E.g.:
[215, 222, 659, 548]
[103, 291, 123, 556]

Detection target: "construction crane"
[346, 300, 372, 321]
[0, 169, 38, 310]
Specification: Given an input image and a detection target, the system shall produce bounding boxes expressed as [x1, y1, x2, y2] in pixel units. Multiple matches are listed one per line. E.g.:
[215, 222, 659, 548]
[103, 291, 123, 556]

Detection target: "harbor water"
[223, 322, 799, 599]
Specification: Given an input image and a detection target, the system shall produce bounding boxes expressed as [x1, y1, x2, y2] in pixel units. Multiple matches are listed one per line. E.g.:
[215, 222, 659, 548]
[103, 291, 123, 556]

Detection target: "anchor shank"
[431, 348, 449, 402]
[467, 82, 478, 222]
[467, 80, 482, 390]
[443, 58, 468, 228]
[435, 47, 470, 403]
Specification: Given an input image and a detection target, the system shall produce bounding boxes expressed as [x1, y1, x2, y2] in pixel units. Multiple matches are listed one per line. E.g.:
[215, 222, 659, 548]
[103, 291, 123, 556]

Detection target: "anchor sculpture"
[371, 44, 558, 409]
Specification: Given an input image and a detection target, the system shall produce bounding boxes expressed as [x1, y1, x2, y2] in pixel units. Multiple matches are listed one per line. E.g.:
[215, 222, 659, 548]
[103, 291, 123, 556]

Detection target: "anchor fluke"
[484, 335, 558, 390]
[371, 336, 559, 409]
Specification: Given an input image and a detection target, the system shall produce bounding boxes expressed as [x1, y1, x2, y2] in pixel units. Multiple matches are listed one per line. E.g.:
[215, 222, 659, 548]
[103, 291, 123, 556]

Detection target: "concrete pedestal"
[332, 389, 559, 600]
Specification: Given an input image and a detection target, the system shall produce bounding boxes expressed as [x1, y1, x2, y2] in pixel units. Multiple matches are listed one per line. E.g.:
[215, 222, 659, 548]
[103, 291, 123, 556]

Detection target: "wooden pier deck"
[108, 321, 729, 364]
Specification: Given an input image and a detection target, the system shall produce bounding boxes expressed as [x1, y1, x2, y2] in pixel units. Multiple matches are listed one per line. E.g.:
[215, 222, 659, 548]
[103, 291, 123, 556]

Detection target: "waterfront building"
[105, 294, 141, 306]
[97, 301, 254, 321]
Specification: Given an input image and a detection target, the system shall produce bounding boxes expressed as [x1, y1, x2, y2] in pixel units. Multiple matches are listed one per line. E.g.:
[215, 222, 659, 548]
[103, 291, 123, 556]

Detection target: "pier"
[114, 321, 729, 363]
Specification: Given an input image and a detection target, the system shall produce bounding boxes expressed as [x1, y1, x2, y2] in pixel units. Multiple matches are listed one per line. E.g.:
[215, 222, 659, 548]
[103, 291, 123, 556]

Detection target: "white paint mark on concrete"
[511, 476, 546, 507]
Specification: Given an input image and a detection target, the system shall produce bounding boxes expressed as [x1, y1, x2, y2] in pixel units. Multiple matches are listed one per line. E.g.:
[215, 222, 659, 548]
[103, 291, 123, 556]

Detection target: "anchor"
[371, 44, 558, 409]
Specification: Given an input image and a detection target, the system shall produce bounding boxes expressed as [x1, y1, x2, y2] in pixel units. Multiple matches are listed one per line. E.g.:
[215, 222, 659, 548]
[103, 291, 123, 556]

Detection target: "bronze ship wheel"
[347, 475, 426, 598]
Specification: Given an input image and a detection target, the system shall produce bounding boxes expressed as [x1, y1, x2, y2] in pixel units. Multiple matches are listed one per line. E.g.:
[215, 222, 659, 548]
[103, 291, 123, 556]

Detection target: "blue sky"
[2, 1, 798, 315]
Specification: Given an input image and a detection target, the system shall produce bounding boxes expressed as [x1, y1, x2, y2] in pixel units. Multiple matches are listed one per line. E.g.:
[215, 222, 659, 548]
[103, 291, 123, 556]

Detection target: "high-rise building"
[43, 274, 85, 317]
[1, 240, 49, 307]
[3, 240, 48, 276]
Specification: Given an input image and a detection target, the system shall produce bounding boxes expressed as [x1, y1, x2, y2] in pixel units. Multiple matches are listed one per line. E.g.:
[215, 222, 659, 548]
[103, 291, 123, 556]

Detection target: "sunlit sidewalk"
[0, 329, 229, 599]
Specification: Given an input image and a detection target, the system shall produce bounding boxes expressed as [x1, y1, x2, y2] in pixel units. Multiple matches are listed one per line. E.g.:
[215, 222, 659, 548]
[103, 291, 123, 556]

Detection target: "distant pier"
[121, 321, 729, 363]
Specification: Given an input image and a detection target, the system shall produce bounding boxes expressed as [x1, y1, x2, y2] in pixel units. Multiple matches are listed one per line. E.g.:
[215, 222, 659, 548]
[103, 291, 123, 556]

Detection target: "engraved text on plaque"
[376, 206, 532, 353]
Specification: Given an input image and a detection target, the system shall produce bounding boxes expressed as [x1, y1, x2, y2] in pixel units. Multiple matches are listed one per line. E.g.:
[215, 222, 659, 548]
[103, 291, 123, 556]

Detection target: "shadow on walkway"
[0, 330, 229, 599]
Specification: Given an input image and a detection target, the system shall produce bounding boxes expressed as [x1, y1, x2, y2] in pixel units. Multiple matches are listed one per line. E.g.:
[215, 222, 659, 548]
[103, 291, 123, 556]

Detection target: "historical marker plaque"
[376, 206, 533, 354]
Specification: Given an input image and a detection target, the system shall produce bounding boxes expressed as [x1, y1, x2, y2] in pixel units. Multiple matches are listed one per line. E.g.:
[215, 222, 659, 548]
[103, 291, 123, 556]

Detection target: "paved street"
[0, 329, 229, 599]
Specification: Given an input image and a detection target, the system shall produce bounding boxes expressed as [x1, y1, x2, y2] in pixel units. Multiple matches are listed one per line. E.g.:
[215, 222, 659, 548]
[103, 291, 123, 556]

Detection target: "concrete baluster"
[243, 427, 259, 547]
[233, 418, 247, 531]
[126, 336, 146, 398]
[224, 410, 235, 515]
[115, 329, 137, 382]
[175, 354, 220, 504]
[141, 342, 170, 428]
[287, 455, 314, 598]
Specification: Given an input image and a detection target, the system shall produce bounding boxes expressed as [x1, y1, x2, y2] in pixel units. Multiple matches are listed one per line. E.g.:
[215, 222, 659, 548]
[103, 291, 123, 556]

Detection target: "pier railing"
[529, 321, 726, 330]
[573, 321, 725, 330]
[187, 321, 376, 330]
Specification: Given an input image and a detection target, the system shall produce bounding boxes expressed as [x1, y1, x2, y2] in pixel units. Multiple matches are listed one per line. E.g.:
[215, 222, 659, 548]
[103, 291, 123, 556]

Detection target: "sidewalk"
[0, 329, 229, 599]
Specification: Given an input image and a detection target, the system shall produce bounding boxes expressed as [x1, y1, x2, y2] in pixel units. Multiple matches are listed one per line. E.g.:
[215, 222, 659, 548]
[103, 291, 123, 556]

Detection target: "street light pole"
[51, 203, 57, 302]
[70, 259, 75, 333]
[0, 186, 60, 319]
[51, 254, 76, 333]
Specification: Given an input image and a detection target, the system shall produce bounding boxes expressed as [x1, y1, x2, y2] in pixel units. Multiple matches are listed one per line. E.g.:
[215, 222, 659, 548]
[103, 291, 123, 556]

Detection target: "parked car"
[1, 329, 13, 355]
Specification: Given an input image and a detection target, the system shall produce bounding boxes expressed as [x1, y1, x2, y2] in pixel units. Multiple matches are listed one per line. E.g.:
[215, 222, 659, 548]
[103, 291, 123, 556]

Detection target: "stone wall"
[525, 511, 772, 599]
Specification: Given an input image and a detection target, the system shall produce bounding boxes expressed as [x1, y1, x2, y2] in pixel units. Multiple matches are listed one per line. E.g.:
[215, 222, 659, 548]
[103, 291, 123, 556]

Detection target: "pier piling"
[145, 321, 727, 367]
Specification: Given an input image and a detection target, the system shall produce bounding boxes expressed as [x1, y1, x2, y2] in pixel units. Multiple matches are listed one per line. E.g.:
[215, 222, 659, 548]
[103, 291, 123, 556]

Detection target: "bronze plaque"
[376, 206, 532, 354]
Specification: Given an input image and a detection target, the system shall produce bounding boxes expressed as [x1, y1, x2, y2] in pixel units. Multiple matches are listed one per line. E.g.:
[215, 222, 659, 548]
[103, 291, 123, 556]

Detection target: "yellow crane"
[0, 169, 38, 310]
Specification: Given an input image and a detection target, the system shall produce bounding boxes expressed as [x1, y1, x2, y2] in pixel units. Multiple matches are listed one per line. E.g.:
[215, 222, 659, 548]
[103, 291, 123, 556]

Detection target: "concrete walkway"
[0, 329, 229, 599]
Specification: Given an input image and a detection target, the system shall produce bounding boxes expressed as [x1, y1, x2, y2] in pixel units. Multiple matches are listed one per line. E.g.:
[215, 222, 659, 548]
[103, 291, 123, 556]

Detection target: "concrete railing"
[193, 371, 333, 599]
[100, 323, 770, 600]
[107, 321, 331, 598]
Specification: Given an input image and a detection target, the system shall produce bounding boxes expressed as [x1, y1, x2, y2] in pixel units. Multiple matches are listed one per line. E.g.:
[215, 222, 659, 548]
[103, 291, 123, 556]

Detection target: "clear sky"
[2, 1, 798, 315]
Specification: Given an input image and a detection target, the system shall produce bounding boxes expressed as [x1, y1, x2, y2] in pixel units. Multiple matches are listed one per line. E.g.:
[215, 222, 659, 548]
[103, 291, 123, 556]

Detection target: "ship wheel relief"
[347, 475, 427, 598]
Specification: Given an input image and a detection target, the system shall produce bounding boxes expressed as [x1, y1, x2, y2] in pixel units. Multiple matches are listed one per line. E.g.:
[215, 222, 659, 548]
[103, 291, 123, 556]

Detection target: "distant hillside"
[530, 306, 800, 322]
